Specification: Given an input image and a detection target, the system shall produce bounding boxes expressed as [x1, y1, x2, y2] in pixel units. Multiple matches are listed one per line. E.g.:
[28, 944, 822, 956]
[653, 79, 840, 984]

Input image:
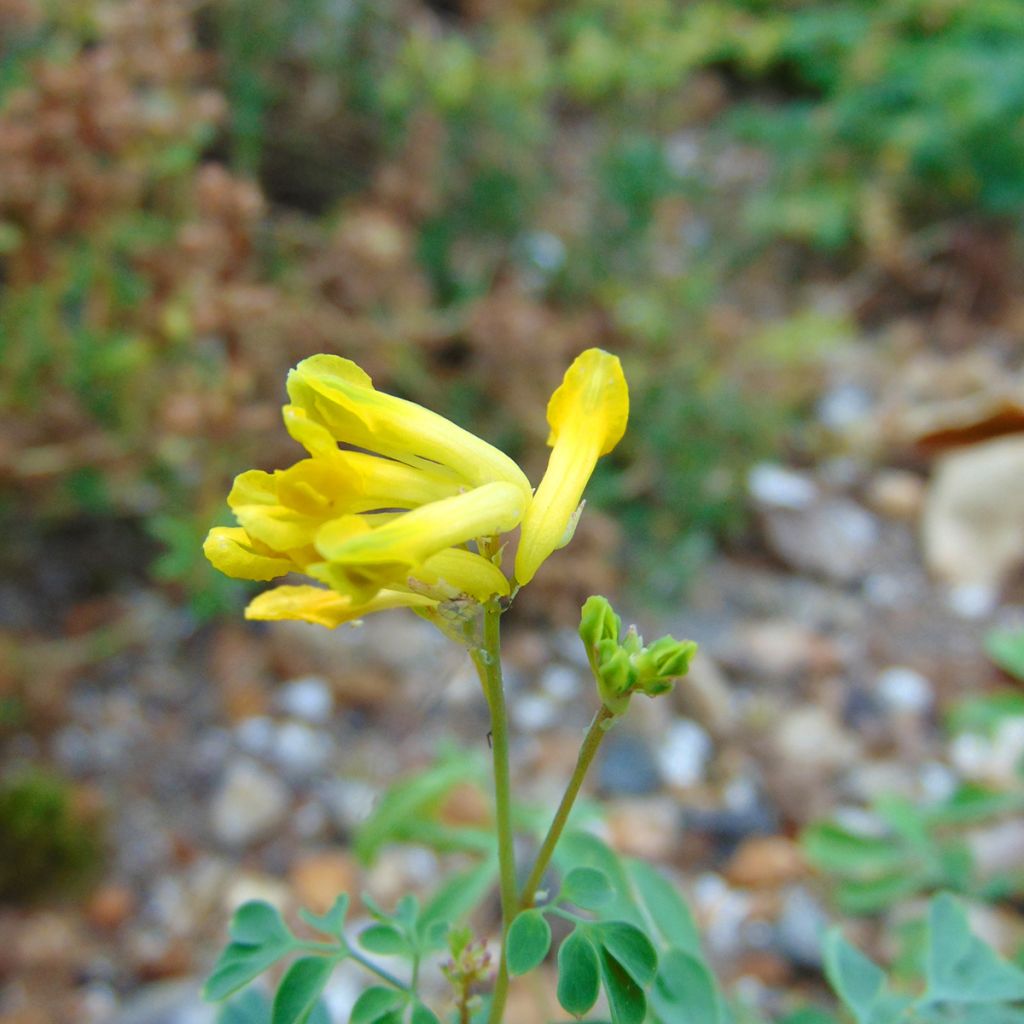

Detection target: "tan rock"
[437, 782, 492, 828]
[725, 836, 806, 889]
[865, 469, 925, 521]
[289, 851, 359, 914]
[86, 883, 136, 931]
[606, 797, 681, 861]
[923, 435, 1024, 588]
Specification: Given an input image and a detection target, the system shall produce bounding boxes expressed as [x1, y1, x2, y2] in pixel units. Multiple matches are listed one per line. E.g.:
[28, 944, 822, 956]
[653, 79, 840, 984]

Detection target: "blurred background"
[2, 0, 1024, 1021]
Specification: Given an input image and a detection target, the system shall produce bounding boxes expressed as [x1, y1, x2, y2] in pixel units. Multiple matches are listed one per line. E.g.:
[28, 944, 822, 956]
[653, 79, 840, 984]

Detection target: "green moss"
[0, 770, 104, 904]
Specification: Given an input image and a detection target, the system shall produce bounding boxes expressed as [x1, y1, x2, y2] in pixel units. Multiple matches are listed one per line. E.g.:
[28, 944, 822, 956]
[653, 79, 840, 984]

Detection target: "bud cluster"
[578, 595, 697, 715]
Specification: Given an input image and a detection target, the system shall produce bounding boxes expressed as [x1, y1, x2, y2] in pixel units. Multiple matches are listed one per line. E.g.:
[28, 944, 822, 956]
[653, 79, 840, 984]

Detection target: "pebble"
[657, 719, 713, 788]
[289, 851, 359, 914]
[86, 884, 136, 932]
[223, 872, 290, 915]
[816, 385, 873, 432]
[950, 717, 1024, 785]
[539, 664, 581, 701]
[597, 732, 662, 796]
[208, 758, 290, 848]
[320, 778, 379, 835]
[725, 836, 806, 889]
[109, 980, 214, 1024]
[270, 722, 332, 780]
[753, 483, 879, 583]
[511, 693, 559, 732]
[968, 819, 1024, 878]
[865, 469, 925, 521]
[605, 797, 681, 860]
[875, 666, 934, 715]
[672, 651, 736, 736]
[692, 873, 752, 958]
[234, 716, 276, 757]
[276, 676, 334, 724]
[438, 781, 492, 828]
[748, 464, 818, 510]
[775, 885, 829, 968]
[945, 583, 999, 620]
[720, 620, 839, 682]
[774, 706, 860, 772]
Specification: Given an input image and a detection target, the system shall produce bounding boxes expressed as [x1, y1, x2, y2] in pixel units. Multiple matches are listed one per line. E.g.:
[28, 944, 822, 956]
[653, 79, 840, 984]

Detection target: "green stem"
[348, 950, 409, 991]
[471, 600, 517, 1024]
[519, 704, 615, 910]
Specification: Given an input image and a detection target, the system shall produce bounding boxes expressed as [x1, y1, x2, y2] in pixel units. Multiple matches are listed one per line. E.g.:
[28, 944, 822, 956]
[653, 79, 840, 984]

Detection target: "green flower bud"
[595, 640, 636, 715]
[620, 624, 644, 655]
[633, 635, 698, 697]
[578, 595, 622, 676]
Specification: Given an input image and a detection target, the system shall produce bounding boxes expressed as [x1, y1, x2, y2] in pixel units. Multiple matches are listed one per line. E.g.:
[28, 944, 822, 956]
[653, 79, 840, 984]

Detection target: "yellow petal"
[245, 584, 435, 628]
[413, 547, 511, 601]
[287, 354, 531, 497]
[314, 481, 526, 601]
[203, 527, 294, 581]
[230, 453, 464, 553]
[515, 348, 629, 585]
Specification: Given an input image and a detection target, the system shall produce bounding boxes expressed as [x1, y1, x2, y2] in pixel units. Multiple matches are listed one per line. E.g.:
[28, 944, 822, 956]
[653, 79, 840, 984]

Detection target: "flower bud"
[595, 641, 636, 715]
[578, 595, 622, 675]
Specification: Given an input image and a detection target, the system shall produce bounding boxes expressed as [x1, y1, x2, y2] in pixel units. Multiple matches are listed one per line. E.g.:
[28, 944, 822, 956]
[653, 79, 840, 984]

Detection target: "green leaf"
[557, 928, 601, 1018]
[776, 1011, 840, 1024]
[230, 902, 293, 948]
[627, 861, 702, 956]
[218, 989, 271, 1024]
[271, 957, 335, 1024]
[418, 857, 498, 945]
[358, 924, 411, 957]
[823, 930, 888, 1024]
[411, 1003, 442, 1024]
[598, 944, 647, 1024]
[506, 910, 552, 976]
[802, 822, 910, 877]
[554, 831, 643, 927]
[205, 907, 297, 1005]
[354, 749, 483, 863]
[562, 866, 615, 910]
[596, 922, 657, 988]
[350, 986, 407, 1024]
[299, 895, 349, 940]
[984, 630, 1024, 681]
[925, 893, 1024, 1003]
[834, 871, 931, 914]
[649, 949, 724, 1024]
[205, 943, 290, 1002]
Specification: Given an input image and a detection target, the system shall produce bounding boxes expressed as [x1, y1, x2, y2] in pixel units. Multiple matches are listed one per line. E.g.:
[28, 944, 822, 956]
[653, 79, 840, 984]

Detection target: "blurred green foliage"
[0, 770, 104, 904]
[3, 0, 1022, 613]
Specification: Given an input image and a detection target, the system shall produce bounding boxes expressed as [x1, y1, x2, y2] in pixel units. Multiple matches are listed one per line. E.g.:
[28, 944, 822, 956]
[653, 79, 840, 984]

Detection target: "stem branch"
[519, 705, 615, 909]
[472, 601, 517, 1024]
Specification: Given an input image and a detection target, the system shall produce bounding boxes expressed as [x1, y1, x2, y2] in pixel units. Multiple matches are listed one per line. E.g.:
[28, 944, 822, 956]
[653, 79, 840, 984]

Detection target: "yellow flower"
[204, 348, 629, 629]
[514, 348, 628, 585]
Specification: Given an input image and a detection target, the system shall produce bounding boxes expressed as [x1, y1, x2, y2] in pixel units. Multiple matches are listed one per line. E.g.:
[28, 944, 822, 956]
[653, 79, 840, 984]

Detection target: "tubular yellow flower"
[514, 348, 628, 585]
[313, 481, 526, 602]
[245, 584, 436, 629]
[287, 354, 532, 499]
[204, 347, 631, 630]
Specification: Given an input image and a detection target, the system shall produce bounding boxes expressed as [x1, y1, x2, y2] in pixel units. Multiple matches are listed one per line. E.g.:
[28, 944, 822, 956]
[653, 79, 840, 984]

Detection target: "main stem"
[472, 600, 517, 1024]
[519, 704, 615, 910]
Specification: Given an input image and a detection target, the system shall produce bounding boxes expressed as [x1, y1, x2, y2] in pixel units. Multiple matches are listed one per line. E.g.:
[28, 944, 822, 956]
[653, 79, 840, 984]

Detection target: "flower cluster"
[204, 348, 628, 631]
[578, 595, 697, 715]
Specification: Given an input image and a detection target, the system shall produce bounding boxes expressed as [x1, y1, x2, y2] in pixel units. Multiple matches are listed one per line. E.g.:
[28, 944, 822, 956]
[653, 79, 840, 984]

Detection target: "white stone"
[209, 758, 290, 847]
[875, 666, 933, 715]
[748, 463, 818, 510]
[277, 676, 334, 723]
[657, 720, 713, 788]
